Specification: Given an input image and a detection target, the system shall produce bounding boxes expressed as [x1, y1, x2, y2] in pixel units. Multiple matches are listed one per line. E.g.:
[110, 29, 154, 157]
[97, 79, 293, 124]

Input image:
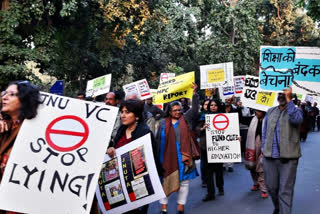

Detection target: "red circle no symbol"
[45, 115, 89, 152]
[212, 114, 229, 130]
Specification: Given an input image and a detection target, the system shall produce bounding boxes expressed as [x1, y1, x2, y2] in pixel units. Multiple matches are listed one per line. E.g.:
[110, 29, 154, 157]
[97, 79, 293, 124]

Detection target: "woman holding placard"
[155, 83, 199, 214]
[0, 81, 40, 213]
[201, 99, 225, 201]
[107, 99, 162, 214]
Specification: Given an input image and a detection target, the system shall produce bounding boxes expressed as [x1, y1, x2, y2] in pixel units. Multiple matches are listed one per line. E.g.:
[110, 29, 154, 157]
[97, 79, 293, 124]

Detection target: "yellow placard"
[208, 69, 225, 83]
[256, 91, 276, 107]
[154, 72, 195, 104]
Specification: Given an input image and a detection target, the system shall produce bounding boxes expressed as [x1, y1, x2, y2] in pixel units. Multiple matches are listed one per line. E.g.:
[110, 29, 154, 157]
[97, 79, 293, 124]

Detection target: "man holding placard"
[262, 86, 303, 214]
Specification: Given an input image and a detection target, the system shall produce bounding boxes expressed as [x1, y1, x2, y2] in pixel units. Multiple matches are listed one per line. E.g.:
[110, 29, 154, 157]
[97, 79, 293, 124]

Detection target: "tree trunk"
[1, 0, 9, 10]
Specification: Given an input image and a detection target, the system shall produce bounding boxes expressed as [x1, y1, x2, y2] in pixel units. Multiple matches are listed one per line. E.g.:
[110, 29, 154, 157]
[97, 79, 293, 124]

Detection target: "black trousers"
[205, 162, 224, 196]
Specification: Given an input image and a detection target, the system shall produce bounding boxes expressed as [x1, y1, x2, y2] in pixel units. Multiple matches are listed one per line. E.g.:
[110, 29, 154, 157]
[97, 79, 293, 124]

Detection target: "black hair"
[77, 92, 85, 97]
[207, 99, 224, 114]
[6, 81, 40, 120]
[106, 91, 121, 100]
[201, 99, 210, 112]
[119, 99, 144, 123]
[165, 101, 182, 117]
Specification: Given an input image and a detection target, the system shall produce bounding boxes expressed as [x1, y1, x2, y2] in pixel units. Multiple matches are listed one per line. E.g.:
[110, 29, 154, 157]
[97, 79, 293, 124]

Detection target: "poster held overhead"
[86, 74, 112, 98]
[259, 46, 320, 96]
[0, 92, 118, 214]
[153, 72, 195, 104]
[123, 79, 152, 100]
[200, 62, 234, 89]
[96, 134, 165, 214]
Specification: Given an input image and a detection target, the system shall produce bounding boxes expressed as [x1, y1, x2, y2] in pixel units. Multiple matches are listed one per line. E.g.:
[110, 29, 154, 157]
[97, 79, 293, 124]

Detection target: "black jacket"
[111, 122, 163, 176]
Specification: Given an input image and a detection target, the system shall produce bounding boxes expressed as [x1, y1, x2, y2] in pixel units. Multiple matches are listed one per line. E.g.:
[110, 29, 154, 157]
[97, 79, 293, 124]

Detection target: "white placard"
[240, 75, 279, 112]
[200, 62, 234, 89]
[234, 76, 245, 96]
[123, 79, 152, 100]
[160, 73, 175, 83]
[205, 113, 241, 163]
[0, 92, 119, 214]
[86, 74, 112, 97]
[96, 134, 165, 214]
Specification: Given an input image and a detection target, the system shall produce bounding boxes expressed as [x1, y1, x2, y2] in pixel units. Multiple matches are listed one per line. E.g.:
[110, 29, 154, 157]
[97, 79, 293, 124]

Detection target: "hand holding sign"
[283, 86, 293, 103]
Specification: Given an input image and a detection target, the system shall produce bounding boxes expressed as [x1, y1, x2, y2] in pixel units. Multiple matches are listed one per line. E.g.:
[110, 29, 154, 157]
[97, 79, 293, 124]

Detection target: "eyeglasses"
[1, 91, 19, 97]
[172, 109, 182, 112]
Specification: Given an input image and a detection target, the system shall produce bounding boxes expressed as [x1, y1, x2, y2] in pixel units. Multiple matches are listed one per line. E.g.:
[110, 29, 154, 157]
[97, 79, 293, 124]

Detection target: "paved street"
[148, 131, 320, 214]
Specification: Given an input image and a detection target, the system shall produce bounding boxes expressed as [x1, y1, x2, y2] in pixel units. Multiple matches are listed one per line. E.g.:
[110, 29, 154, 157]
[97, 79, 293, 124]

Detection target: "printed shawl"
[162, 116, 193, 196]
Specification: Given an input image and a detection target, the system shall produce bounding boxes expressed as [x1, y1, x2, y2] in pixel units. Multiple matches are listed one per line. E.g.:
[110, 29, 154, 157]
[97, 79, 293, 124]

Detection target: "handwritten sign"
[200, 62, 234, 89]
[205, 113, 241, 163]
[234, 76, 245, 96]
[260, 46, 320, 95]
[0, 93, 118, 214]
[123, 79, 152, 100]
[240, 75, 278, 112]
[86, 74, 112, 97]
[154, 72, 194, 104]
[96, 134, 165, 214]
[218, 84, 235, 101]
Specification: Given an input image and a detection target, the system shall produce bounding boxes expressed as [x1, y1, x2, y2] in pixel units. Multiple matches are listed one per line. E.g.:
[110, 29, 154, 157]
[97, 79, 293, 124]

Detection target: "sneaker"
[250, 185, 259, 191]
[228, 167, 234, 172]
[261, 192, 268, 198]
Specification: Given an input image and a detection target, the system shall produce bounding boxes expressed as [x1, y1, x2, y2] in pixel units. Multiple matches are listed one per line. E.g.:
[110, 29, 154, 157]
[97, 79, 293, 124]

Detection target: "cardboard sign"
[233, 76, 245, 96]
[260, 46, 320, 95]
[219, 85, 235, 101]
[150, 89, 164, 110]
[200, 62, 234, 89]
[205, 113, 241, 163]
[86, 74, 112, 97]
[160, 73, 175, 83]
[96, 134, 165, 214]
[0, 93, 118, 214]
[153, 72, 194, 104]
[123, 79, 152, 100]
[240, 75, 278, 112]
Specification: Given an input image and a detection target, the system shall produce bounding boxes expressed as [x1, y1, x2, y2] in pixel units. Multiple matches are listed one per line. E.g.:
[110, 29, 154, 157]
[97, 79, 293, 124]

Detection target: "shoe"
[250, 185, 259, 191]
[177, 211, 184, 214]
[261, 191, 268, 198]
[202, 194, 215, 201]
[160, 211, 168, 214]
[228, 167, 234, 172]
[218, 190, 224, 196]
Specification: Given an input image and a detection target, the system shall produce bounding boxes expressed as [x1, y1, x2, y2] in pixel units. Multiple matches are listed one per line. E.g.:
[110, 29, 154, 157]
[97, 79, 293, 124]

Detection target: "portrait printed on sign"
[98, 158, 127, 210]
[122, 145, 154, 201]
[96, 134, 166, 214]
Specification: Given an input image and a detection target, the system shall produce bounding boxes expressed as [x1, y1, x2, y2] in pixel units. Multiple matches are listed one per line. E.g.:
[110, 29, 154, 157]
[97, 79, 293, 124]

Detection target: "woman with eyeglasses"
[0, 81, 40, 213]
[155, 83, 199, 214]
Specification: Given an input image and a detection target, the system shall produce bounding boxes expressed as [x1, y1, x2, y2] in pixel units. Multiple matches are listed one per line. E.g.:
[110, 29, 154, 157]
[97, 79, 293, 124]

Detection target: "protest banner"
[86, 74, 112, 97]
[150, 89, 164, 110]
[218, 84, 235, 101]
[200, 62, 234, 89]
[160, 73, 175, 83]
[154, 72, 194, 104]
[96, 134, 165, 214]
[259, 46, 320, 96]
[240, 75, 279, 112]
[123, 79, 152, 100]
[205, 113, 241, 163]
[0, 93, 118, 214]
[233, 76, 245, 96]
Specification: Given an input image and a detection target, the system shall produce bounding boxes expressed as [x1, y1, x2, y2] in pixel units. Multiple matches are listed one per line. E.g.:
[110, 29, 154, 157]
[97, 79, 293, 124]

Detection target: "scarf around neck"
[162, 116, 193, 196]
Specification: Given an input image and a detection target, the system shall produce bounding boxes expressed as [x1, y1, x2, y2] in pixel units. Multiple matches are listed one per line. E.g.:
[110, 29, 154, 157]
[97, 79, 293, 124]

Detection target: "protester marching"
[0, 33, 320, 214]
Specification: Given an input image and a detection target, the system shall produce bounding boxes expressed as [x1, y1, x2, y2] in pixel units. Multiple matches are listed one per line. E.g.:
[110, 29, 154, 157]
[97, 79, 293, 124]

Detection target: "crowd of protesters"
[0, 80, 319, 214]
